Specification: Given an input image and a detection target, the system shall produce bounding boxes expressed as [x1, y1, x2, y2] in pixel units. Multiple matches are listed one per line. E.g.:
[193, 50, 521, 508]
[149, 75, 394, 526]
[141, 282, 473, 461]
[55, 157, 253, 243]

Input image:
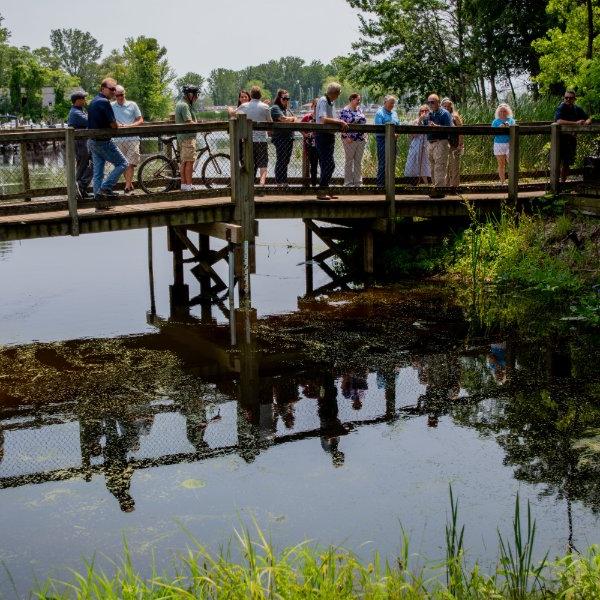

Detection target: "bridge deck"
[0, 190, 545, 242]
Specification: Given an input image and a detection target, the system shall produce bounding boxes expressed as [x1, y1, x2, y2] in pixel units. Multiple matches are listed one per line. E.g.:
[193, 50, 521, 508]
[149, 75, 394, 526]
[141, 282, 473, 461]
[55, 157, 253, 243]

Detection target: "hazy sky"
[2, 0, 362, 76]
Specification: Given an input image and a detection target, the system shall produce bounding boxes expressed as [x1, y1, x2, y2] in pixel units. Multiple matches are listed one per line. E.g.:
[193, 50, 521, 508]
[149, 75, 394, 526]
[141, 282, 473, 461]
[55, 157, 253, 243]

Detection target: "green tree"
[120, 36, 175, 120]
[207, 68, 241, 105]
[175, 71, 205, 94]
[244, 79, 271, 101]
[49, 28, 102, 91]
[533, 0, 600, 109]
[32, 46, 61, 71]
[98, 49, 127, 84]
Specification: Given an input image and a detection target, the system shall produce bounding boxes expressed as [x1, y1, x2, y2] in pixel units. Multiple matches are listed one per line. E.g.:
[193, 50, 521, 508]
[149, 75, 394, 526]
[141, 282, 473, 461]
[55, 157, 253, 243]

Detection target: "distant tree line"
[0, 0, 598, 122]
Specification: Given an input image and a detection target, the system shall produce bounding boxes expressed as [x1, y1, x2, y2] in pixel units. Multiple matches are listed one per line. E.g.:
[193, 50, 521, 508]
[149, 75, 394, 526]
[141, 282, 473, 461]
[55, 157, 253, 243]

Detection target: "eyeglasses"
[115, 93, 124, 97]
[282, 97, 290, 101]
[427, 100, 437, 105]
[104, 86, 116, 92]
[564, 96, 576, 100]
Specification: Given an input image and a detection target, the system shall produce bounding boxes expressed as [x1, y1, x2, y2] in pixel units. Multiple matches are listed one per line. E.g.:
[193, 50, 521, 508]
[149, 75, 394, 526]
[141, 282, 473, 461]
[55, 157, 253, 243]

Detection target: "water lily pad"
[180, 478, 206, 490]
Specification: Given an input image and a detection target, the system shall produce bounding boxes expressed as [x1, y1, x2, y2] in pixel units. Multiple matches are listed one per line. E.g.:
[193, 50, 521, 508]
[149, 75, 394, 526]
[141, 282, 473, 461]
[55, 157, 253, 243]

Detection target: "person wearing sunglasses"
[87, 78, 128, 210]
[270, 89, 296, 185]
[111, 85, 144, 194]
[67, 91, 94, 201]
[425, 94, 453, 197]
[555, 90, 592, 182]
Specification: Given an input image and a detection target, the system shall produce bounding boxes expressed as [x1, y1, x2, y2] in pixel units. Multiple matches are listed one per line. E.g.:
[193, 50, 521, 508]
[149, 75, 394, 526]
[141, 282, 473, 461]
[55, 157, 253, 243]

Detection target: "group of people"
[67, 77, 144, 208]
[68, 77, 593, 209]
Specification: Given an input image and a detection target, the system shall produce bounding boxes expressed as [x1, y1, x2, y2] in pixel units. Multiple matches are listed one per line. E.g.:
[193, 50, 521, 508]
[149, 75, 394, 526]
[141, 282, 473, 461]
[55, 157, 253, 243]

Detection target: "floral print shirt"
[339, 106, 367, 141]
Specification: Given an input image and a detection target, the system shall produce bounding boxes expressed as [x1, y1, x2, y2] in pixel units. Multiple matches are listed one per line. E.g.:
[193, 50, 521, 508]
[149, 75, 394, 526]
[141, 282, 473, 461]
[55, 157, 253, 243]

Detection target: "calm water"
[0, 219, 599, 597]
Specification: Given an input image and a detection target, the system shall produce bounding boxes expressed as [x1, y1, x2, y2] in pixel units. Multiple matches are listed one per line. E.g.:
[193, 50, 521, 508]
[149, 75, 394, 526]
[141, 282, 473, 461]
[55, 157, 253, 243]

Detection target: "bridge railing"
[1, 119, 596, 229]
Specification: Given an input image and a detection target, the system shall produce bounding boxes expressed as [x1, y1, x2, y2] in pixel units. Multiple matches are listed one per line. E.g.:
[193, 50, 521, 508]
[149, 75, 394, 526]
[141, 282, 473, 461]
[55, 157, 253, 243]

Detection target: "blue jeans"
[88, 139, 128, 195]
[376, 136, 385, 187]
[315, 132, 335, 188]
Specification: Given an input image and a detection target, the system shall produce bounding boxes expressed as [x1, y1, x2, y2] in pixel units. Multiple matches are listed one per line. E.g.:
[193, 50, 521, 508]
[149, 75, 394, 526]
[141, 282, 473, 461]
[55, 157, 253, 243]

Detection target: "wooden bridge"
[0, 118, 595, 311]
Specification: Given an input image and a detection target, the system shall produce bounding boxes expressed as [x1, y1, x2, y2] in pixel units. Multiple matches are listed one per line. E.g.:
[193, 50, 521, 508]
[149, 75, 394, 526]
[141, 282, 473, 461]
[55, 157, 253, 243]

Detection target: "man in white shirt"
[236, 86, 272, 186]
[112, 85, 144, 193]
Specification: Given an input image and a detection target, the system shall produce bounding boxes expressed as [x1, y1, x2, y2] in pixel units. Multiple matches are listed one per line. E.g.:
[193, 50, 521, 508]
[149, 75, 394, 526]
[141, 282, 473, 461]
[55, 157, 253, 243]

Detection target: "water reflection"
[1, 293, 598, 527]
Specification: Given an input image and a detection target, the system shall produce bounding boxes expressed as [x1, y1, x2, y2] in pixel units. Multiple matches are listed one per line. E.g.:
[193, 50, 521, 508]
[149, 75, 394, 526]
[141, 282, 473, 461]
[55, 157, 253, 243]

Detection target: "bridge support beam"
[166, 223, 256, 324]
[302, 218, 376, 296]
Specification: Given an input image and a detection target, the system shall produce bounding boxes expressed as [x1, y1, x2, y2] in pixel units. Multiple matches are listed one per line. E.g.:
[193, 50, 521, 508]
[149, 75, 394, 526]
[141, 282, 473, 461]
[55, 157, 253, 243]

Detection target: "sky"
[2, 0, 362, 76]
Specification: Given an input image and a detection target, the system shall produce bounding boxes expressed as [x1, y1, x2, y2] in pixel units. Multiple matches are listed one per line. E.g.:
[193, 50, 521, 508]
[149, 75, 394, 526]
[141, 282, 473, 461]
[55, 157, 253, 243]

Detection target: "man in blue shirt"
[374, 95, 400, 186]
[87, 77, 128, 209]
[67, 91, 93, 201]
[425, 94, 453, 196]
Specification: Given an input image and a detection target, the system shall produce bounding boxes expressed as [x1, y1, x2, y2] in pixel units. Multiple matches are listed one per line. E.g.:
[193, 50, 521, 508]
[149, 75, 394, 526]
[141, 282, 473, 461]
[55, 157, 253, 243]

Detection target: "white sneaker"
[181, 184, 191, 191]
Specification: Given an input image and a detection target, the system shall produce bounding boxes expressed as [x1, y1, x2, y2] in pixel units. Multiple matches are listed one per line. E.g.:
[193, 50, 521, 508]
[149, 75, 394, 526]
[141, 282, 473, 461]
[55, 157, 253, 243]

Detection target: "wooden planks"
[0, 190, 547, 242]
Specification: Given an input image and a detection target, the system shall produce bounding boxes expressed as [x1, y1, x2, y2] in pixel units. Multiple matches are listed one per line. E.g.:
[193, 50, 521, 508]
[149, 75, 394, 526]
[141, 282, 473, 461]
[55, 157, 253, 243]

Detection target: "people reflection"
[341, 371, 368, 411]
[414, 353, 461, 427]
[273, 376, 300, 429]
[103, 417, 136, 512]
[487, 342, 507, 384]
[318, 375, 347, 467]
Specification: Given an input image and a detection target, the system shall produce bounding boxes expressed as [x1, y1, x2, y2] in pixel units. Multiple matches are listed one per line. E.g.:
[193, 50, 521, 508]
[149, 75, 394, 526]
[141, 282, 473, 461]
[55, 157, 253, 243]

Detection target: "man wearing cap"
[111, 85, 144, 194]
[67, 91, 93, 201]
[87, 77, 128, 209]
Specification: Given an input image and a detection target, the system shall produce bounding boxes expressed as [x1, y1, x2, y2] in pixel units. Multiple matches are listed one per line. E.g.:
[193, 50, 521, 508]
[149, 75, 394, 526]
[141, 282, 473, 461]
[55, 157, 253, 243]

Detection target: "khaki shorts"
[115, 140, 141, 166]
[179, 138, 197, 162]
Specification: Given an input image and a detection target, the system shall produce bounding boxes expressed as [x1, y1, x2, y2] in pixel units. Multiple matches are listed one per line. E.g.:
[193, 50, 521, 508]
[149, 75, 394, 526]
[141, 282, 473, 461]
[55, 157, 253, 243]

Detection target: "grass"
[31, 487, 600, 598]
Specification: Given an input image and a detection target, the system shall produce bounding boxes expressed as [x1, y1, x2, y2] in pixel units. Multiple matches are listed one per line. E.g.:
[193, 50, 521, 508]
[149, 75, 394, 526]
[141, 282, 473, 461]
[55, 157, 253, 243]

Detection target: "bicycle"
[137, 132, 230, 194]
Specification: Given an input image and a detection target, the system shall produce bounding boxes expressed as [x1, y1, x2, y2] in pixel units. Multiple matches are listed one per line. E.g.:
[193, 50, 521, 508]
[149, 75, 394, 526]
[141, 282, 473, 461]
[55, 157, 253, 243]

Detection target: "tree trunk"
[456, 0, 467, 103]
[479, 73, 487, 104]
[490, 73, 498, 104]
[586, 0, 594, 60]
[506, 69, 516, 103]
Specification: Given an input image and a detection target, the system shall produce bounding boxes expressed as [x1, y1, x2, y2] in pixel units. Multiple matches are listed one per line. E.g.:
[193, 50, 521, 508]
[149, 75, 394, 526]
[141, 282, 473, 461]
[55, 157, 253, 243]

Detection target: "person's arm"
[132, 103, 144, 126]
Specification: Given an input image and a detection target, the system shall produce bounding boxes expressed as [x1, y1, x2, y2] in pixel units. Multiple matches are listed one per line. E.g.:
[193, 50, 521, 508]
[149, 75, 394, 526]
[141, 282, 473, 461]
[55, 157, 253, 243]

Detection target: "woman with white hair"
[374, 95, 400, 186]
[492, 103, 515, 184]
[314, 82, 349, 199]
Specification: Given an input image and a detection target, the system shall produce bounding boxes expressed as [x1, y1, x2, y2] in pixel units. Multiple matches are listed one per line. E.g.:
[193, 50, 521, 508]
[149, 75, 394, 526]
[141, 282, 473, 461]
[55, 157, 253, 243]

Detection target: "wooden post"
[304, 219, 313, 295]
[363, 229, 374, 276]
[19, 142, 31, 201]
[65, 128, 79, 236]
[167, 226, 189, 317]
[550, 123, 561, 194]
[230, 113, 255, 309]
[385, 122, 396, 233]
[147, 226, 156, 316]
[508, 124, 520, 206]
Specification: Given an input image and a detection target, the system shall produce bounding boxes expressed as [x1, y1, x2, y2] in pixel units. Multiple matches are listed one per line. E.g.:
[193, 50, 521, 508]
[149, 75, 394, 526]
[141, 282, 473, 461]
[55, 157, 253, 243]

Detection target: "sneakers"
[94, 188, 119, 211]
[181, 184, 202, 192]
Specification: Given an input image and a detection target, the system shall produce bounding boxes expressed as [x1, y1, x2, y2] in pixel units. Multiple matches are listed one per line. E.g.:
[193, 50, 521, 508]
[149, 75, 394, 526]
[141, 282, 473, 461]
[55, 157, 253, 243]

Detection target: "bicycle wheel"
[201, 153, 231, 189]
[138, 155, 178, 194]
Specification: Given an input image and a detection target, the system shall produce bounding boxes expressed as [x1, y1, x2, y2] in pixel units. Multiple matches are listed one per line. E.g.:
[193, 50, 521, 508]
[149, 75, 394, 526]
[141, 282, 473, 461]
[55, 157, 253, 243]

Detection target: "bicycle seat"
[160, 136, 176, 144]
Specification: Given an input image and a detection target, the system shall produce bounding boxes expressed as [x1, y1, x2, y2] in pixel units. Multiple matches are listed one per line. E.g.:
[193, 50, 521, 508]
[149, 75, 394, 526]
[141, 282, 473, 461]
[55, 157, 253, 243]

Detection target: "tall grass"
[31, 487, 600, 599]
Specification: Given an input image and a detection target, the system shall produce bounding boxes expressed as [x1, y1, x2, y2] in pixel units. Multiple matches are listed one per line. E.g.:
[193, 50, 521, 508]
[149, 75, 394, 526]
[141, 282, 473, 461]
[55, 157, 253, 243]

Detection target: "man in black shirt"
[67, 91, 93, 201]
[87, 78, 128, 209]
[555, 90, 591, 182]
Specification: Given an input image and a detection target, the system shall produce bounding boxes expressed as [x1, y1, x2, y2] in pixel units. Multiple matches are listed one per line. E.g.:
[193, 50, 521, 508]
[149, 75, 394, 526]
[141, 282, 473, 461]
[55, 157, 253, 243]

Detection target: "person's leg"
[427, 143, 436, 187]
[354, 139, 366, 185]
[497, 155, 507, 183]
[75, 142, 89, 196]
[100, 141, 128, 192]
[343, 139, 353, 186]
[447, 148, 459, 187]
[281, 137, 293, 184]
[309, 145, 319, 186]
[376, 136, 386, 186]
[320, 134, 335, 188]
[182, 161, 193, 185]
[124, 165, 135, 190]
[274, 138, 285, 184]
[89, 141, 106, 196]
[433, 141, 449, 188]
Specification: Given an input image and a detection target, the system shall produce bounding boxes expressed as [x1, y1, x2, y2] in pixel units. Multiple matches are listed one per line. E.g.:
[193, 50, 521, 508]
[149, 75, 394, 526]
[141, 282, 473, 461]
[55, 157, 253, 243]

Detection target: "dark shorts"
[253, 142, 268, 169]
[559, 134, 577, 166]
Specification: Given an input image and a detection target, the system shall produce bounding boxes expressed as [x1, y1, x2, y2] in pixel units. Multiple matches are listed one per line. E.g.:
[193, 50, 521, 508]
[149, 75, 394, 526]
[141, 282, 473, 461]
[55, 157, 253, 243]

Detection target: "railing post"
[385, 122, 396, 233]
[508, 124, 520, 206]
[550, 122, 561, 194]
[19, 141, 31, 201]
[65, 127, 79, 236]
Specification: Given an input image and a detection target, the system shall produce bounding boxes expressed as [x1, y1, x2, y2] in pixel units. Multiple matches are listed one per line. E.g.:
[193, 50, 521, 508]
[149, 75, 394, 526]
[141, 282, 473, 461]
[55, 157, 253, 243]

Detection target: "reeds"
[32, 487, 600, 599]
